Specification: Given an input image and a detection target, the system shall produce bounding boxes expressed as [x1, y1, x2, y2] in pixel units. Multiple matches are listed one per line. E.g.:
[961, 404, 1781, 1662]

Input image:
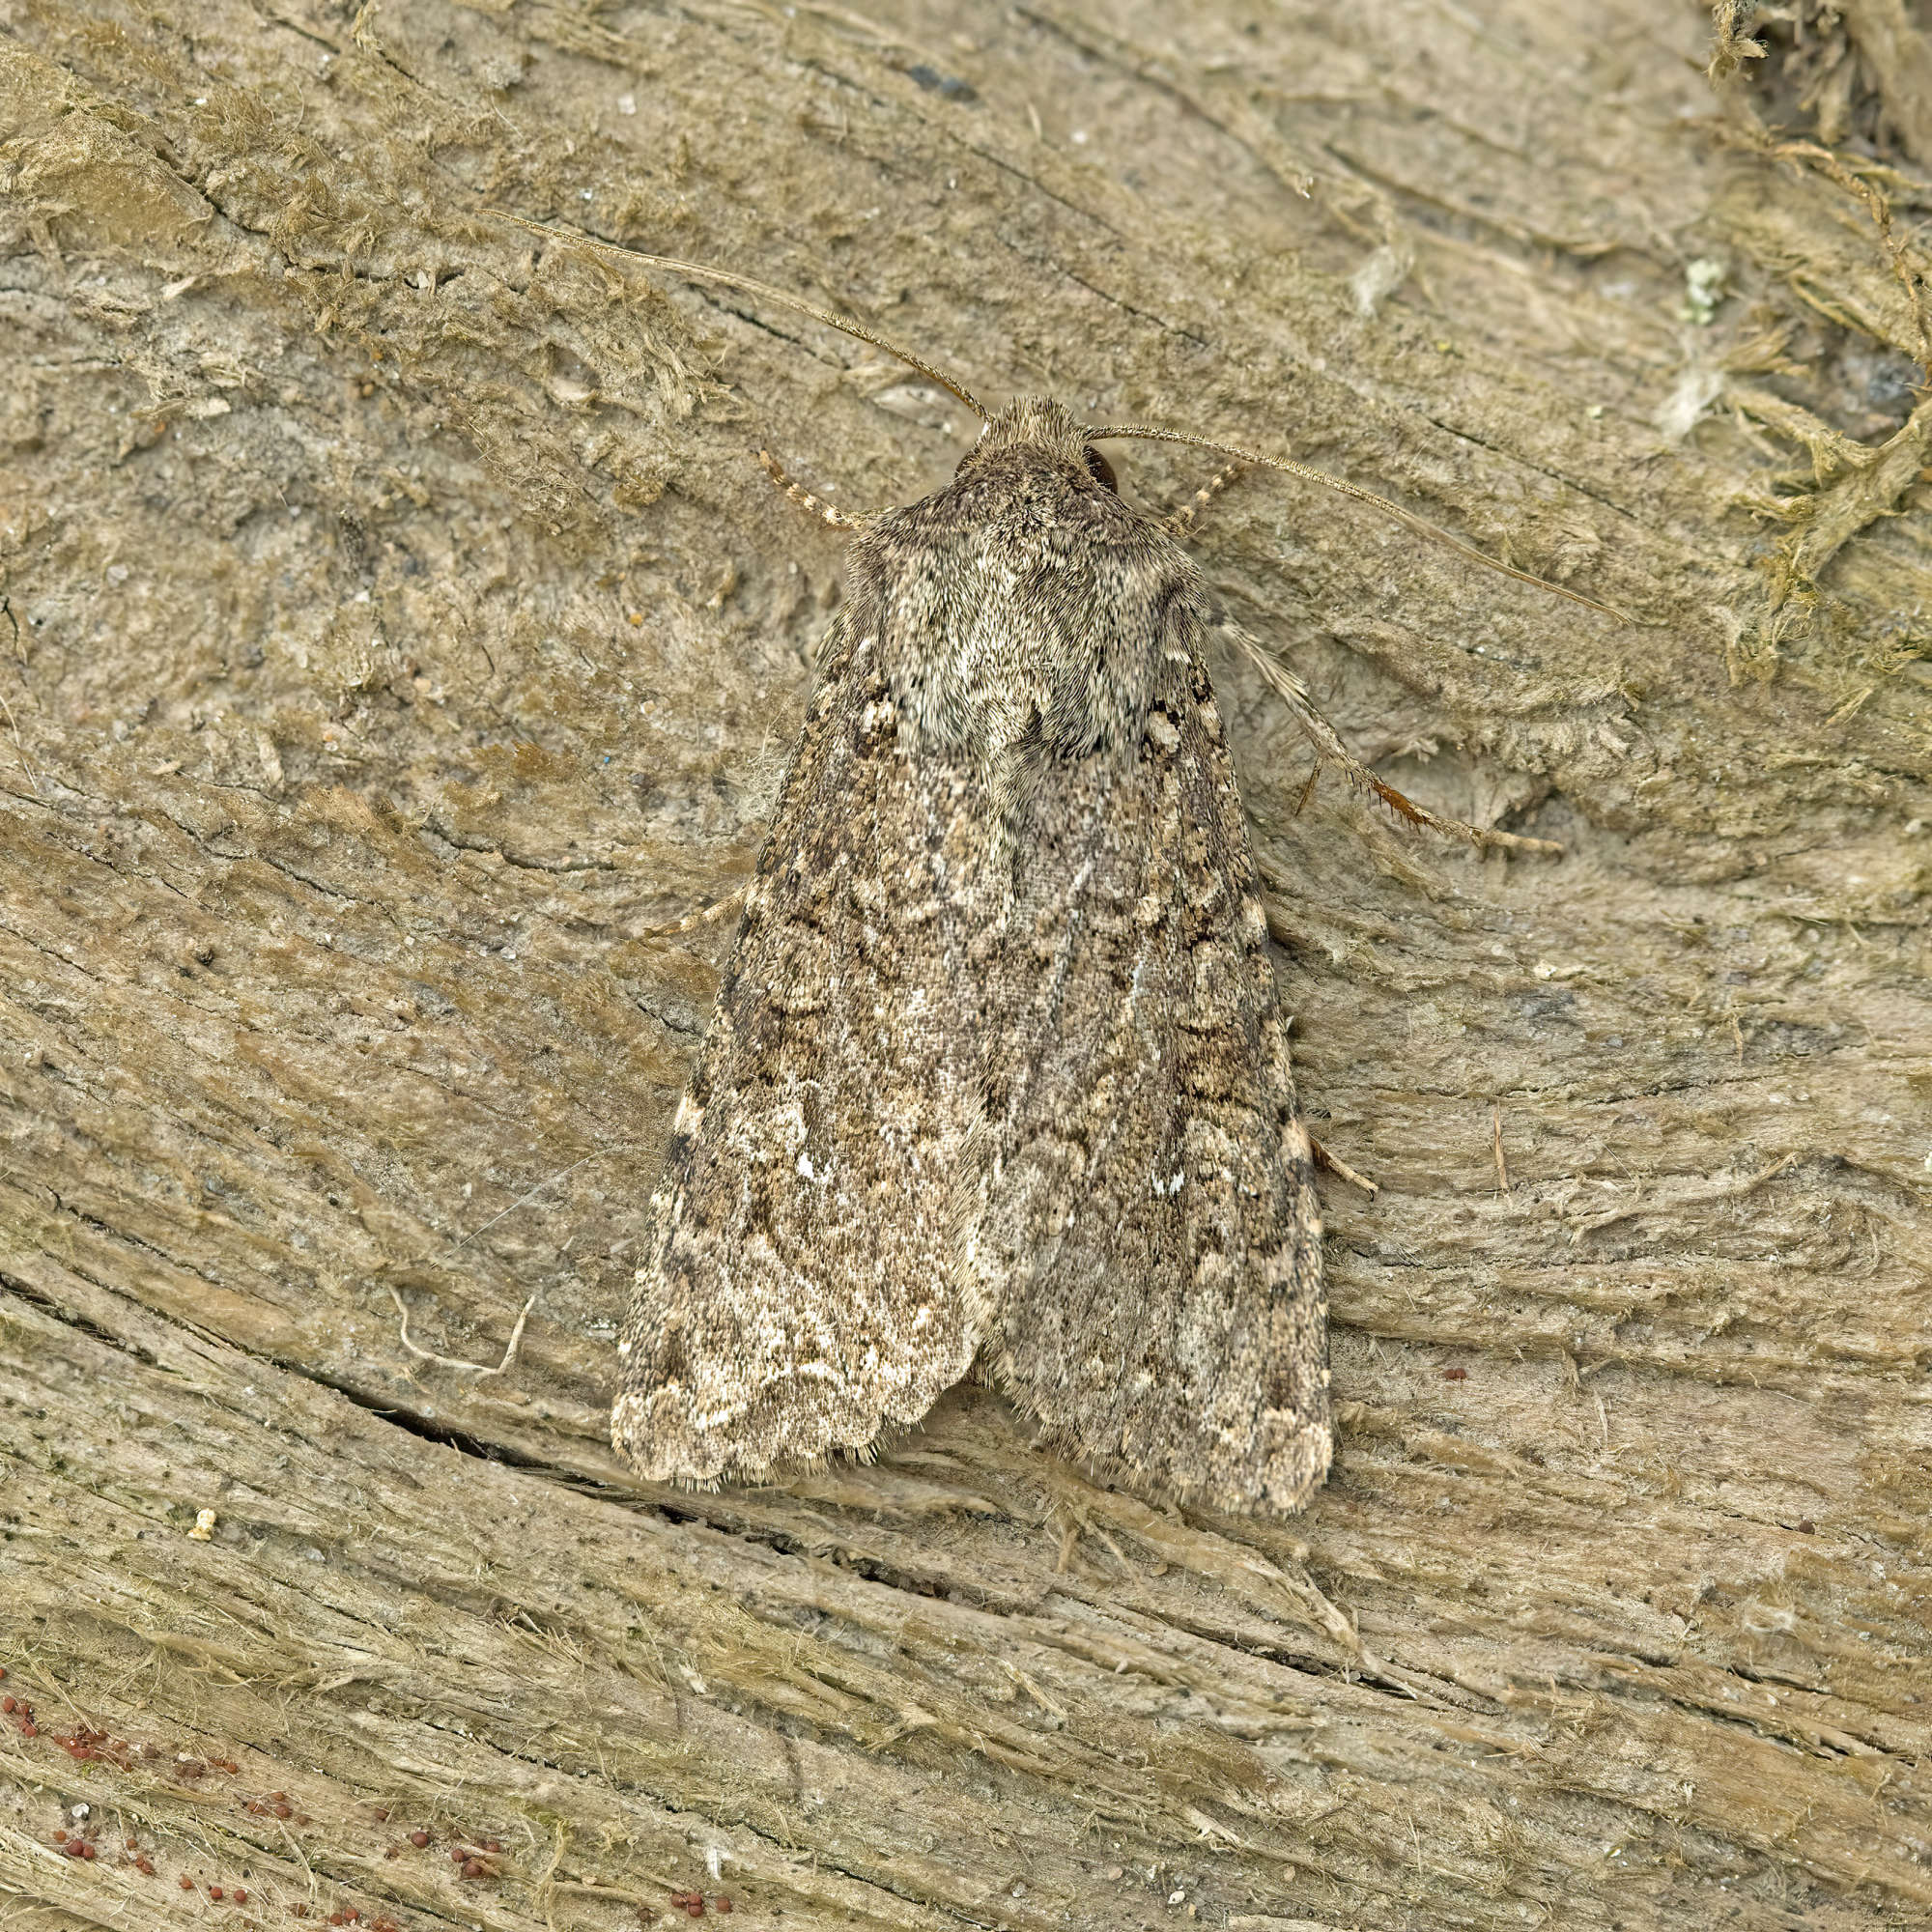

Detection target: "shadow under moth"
[512, 221, 1621, 1516]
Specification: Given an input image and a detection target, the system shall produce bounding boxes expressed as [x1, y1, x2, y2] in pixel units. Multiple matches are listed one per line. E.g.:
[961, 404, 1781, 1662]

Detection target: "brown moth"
[509, 222, 1619, 1515]
[625, 395, 1329, 1513]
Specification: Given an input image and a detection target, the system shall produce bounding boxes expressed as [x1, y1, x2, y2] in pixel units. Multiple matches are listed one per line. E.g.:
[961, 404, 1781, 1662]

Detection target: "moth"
[511, 221, 1619, 1515]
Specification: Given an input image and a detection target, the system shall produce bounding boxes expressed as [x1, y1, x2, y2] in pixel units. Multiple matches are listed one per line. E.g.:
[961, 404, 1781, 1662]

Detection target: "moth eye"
[1083, 446, 1119, 493]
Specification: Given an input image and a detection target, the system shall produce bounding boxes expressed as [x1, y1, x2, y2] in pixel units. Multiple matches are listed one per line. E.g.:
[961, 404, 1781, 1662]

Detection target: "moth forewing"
[975, 595, 1330, 1515]
[613, 610, 999, 1483]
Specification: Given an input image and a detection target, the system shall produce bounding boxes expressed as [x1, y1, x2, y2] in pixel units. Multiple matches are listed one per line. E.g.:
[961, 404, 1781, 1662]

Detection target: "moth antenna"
[1222, 620, 1564, 858]
[506, 213, 991, 422]
[757, 449, 870, 530]
[1090, 421, 1630, 622]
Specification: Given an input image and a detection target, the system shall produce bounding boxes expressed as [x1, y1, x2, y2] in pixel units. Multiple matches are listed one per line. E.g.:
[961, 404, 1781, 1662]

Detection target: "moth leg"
[1308, 1135, 1379, 1199]
[1217, 616, 1564, 857]
[636, 882, 750, 940]
[1162, 459, 1247, 535]
[756, 448, 870, 530]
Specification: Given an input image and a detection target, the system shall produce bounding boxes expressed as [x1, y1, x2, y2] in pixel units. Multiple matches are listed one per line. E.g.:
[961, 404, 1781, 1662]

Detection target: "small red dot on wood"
[0, 1664, 8, 1678]
[1442, 1367, 1468, 1380]
[716, 1899, 732, 1914]
[180, 1876, 196, 1890]
[461, 1861, 484, 1880]
[20, 1722, 35, 1737]
[79, 1842, 97, 1861]
[273, 1804, 293, 1819]
[210, 1887, 225, 1900]
[408, 1831, 429, 1848]
[483, 1838, 500, 1853]
[2, 1696, 14, 1714]
[233, 1889, 248, 1904]
[53, 1829, 66, 1842]
[126, 1838, 138, 1851]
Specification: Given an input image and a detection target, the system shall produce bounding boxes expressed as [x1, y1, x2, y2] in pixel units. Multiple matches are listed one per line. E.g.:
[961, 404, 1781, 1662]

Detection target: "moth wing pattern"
[978, 604, 1330, 1515]
[613, 605, 998, 1484]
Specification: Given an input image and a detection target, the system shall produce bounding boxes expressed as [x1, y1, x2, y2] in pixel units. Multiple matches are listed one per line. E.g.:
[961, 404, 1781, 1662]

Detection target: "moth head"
[956, 396, 1117, 493]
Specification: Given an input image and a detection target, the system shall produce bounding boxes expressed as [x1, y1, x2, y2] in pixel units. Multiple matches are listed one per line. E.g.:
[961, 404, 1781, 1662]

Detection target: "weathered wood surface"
[3, 1, 1930, 1927]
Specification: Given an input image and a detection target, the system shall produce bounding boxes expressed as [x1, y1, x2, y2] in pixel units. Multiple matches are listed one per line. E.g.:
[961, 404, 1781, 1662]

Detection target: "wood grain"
[2, 1, 1928, 1926]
